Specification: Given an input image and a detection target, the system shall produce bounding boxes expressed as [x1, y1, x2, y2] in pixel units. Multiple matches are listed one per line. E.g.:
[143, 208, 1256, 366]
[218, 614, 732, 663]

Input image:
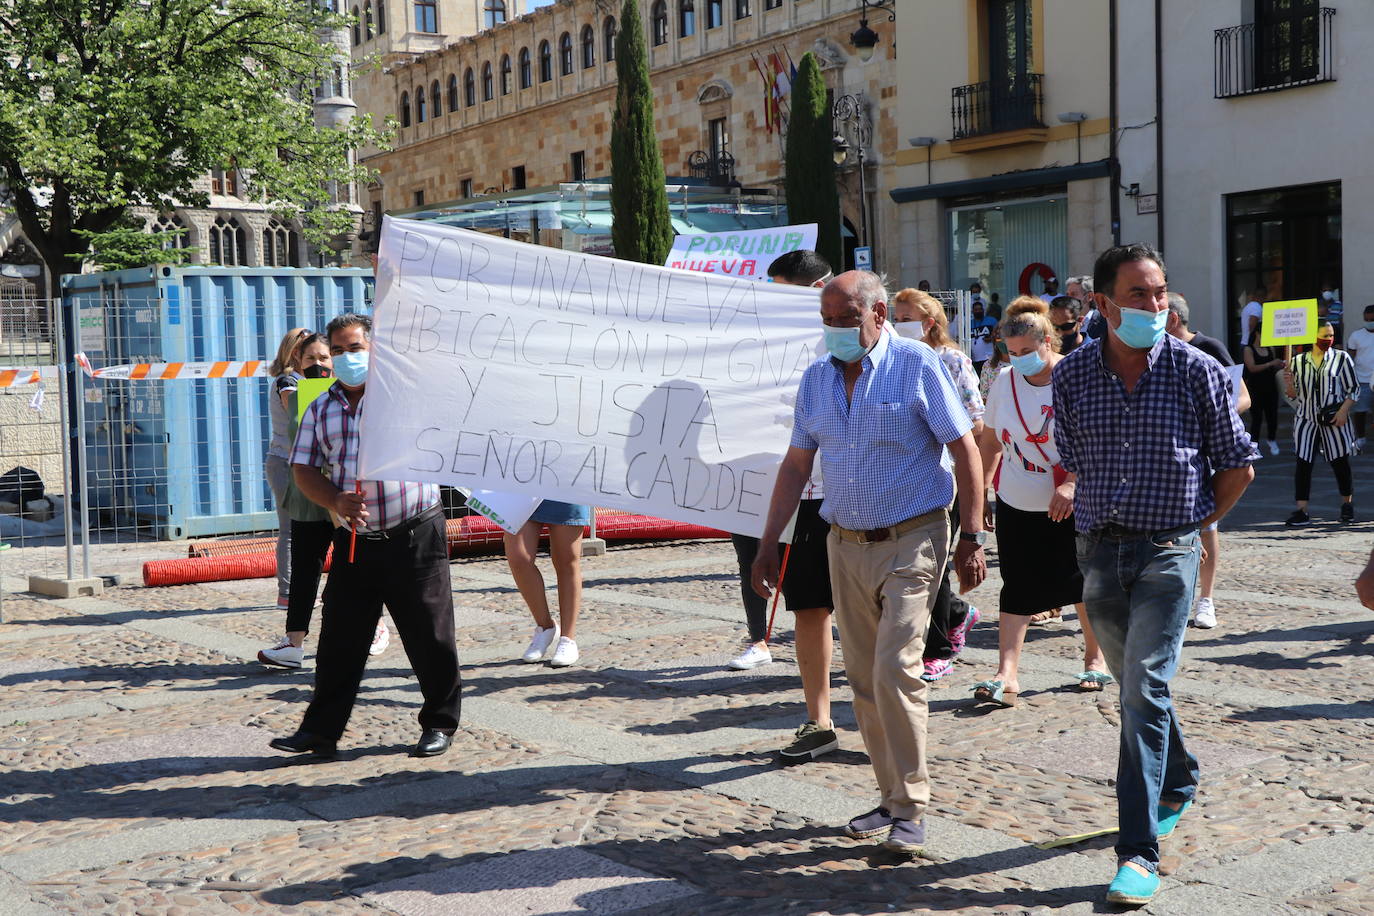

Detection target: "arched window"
[706, 0, 722, 28]
[538, 40, 552, 82]
[447, 73, 459, 111]
[481, 62, 493, 100]
[207, 217, 247, 266]
[651, 1, 668, 45]
[399, 91, 411, 126]
[500, 54, 512, 94]
[734, 0, 749, 19]
[430, 80, 440, 117]
[518, 47, 532, 88]
[375, 0, 384, 32]
[483, 0, 505, 27]
[262, 219, 300, 268]
[679, 0, 694, 37]
[463, 67, 475, 106]
[150, 214, 189, 251]
[580, 25, 595, 68]
[415, 85, 426, 122]
[351, 6, 360, 45]
[604, 16, 617, 61]
[559, 32, 573, 75]
[363, 0, 373, 39]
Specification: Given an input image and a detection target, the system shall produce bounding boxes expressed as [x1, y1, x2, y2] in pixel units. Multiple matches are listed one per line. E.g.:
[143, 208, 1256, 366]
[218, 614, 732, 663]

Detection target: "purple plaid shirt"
[1052, 334, 1258, 533]
[290, 385, 440, 532]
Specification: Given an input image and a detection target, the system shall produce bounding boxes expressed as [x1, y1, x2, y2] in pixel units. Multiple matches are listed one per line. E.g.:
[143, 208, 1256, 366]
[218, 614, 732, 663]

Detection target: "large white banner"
[663, 223, 818, 282]
[359, 217, 824, 537]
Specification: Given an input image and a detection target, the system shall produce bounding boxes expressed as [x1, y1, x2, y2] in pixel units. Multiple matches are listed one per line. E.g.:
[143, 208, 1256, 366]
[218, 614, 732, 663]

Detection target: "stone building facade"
[360, 0, 899, 273]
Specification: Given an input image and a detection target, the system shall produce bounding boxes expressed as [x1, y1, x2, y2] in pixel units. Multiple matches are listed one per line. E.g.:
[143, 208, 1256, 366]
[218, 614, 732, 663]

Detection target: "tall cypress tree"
[610, 0, 674, 264]
[785, 52, 842, 269]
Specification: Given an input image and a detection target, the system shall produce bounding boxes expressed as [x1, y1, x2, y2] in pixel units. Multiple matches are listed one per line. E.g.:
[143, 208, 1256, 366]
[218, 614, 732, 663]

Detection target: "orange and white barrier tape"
[74, 352, 268, 381]
[0, 354, 270, 386]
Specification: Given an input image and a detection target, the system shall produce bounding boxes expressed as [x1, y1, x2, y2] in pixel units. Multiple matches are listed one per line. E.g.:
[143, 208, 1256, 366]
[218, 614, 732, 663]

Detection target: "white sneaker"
[369, 621, 390, 656]
[522, 625, 559, 662]
[727, 643, 772, 670]
[258, 636, 304, 669]
[1193, 597, 1217, 630]
[1267, 439, 1280, 456]
[549, 636, 580, 668]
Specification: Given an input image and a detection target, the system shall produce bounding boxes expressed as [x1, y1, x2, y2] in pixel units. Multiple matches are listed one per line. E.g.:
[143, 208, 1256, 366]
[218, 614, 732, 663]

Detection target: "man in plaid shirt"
[1054, 244, 1257, 905]
[269, 313, 461, 760]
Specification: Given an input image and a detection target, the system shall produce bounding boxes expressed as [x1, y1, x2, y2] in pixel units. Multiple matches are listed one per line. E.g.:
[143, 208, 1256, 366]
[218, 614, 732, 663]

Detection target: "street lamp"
[849, 0, 895, 63]
[1056, 111, 1088, 164]
[832, 92, 873, 259]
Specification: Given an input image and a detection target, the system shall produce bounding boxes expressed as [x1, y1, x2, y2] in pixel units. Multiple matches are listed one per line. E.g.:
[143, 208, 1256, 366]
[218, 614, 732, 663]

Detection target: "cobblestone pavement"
[1, 454, 1371, 915]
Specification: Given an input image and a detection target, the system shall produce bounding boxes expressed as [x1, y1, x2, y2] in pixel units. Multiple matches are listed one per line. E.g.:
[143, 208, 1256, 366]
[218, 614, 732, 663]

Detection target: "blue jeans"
[1077, 524, 1202, 872]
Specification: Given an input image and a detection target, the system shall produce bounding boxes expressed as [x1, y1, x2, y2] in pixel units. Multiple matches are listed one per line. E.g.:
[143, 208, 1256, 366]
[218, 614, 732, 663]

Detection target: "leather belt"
[831, 508, 945, 545]
[1091, 521, 1196, 543]
[353, 504, 443, 541]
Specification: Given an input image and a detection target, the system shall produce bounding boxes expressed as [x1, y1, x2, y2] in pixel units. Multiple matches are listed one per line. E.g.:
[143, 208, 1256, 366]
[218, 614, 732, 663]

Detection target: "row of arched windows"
[151, 215, 300, 267]
[398, 17, 619, 128]
[350, 0, 386, 46]
[649, 0, 756, 46]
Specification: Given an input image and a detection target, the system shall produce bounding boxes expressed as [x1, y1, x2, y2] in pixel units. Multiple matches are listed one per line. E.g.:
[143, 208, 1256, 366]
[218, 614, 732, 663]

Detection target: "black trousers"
[1295, 454, 1354, 501]
[924, 503, 970, 661]
[1249, 379, 1280, 441]
[284, 519, 335, 634]
[730, 533, 772, 643]
[300, 512, 461, 741]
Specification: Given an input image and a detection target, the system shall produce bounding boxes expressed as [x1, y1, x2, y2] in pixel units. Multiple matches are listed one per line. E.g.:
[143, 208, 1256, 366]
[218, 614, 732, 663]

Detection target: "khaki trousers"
[827, 515, 948, 820]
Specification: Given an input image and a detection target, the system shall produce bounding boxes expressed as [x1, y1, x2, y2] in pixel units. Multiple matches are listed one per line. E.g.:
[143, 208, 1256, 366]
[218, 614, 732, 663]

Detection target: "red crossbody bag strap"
[1010, 371, 1069, 486]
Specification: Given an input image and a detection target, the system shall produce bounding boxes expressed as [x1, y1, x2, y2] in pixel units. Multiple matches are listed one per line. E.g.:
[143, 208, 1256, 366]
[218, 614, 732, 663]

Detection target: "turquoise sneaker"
[1106, 865, 1160, 906]
[1156, 798, 1193, 838]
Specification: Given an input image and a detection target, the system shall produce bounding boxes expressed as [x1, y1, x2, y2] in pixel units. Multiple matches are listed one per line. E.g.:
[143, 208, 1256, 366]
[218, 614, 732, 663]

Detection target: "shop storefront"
[947, 193, 1068, 306]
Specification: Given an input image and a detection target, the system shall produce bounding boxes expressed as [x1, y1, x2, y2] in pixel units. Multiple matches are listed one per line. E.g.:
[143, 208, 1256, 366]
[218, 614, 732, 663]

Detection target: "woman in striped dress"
[1284, 322, 1358, 526]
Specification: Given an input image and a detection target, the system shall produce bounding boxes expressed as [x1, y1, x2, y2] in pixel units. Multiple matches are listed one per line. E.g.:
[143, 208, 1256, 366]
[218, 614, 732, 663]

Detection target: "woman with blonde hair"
[266, 327, 311, 610]
[890, 288, 984, 681]
[972, 296, 1110, 706]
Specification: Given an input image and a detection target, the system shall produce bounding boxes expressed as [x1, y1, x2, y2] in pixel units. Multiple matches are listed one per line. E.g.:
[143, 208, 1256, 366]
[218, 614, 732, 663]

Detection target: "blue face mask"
[1110, 301, 1168, 349]
[1364, 321, 1374, 332]
[333, 350, 370, 387]
[1009, 349, 1047, 377]
[824, 325, 870, 363]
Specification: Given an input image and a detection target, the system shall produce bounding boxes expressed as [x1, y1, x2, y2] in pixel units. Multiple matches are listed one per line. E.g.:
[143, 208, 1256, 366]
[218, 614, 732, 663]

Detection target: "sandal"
[971, 679, 1018, 707]
[1028, 608, 1063, 626]
[1075, 670, 1115, 692]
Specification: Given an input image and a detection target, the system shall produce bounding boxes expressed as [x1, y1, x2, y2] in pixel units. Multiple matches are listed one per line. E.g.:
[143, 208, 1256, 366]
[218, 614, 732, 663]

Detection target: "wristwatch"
[959, 530, 987, 546]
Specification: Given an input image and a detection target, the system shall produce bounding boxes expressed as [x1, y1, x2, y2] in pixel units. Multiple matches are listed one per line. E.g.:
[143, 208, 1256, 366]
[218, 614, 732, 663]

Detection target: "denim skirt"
[529, 499, 593, 527]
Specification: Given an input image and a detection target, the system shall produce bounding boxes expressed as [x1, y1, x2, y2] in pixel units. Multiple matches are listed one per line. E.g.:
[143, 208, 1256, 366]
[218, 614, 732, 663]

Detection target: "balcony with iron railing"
[687, 150, 738, 187]
[949, 74, 1046, 152]
[1215, 8, 1335, 98]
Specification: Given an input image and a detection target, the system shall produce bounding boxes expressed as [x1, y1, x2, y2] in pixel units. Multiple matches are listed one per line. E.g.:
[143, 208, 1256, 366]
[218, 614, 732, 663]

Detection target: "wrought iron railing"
[1215, 7, 1335, 98]
[951, 74, 1043, 140]
[687, 150, 736, 187]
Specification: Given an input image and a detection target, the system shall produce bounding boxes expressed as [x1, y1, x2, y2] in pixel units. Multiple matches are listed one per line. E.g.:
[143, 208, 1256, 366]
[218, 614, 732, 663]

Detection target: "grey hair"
[853, 271, 891, 310]
[1166, 292, 1189, 327]
[1070, 275, 1094, 294]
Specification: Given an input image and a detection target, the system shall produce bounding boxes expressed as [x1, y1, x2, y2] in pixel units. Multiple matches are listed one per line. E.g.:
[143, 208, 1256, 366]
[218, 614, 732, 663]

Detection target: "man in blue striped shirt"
[1053, 244, 1257, 906]
[752, 271, 987, 856]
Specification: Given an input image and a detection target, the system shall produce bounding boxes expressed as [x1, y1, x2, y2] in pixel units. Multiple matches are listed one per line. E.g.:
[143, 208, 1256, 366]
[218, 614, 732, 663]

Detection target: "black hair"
[1093, 243, 1166, 301]
[1363, 304, 1374, 318]
[1049, 295, 1082, 318]
[767, 250, 832, 285]
[326, 313, 372, 344]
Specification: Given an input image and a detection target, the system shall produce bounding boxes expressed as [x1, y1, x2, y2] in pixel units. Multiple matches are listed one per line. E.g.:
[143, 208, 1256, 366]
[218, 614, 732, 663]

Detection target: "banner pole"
[764, 543, 791, 645]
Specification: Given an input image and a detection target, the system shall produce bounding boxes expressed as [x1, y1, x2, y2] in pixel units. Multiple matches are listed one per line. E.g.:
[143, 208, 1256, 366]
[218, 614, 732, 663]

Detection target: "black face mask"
[302, 364, 332, 379]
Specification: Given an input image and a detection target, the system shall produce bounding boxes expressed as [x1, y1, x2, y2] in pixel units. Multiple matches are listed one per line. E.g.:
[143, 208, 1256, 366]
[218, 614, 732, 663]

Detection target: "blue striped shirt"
[1052, 334, 1258, 533]
[790, 331, 972, 529]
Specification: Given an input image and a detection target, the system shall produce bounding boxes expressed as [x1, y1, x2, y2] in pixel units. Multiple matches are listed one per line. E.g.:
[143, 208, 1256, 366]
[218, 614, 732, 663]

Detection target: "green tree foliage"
[0, 0, 391, 287]
[784, 52, 841, 269]
[609, 0, 672, 264]
[74, 223, 198, 271]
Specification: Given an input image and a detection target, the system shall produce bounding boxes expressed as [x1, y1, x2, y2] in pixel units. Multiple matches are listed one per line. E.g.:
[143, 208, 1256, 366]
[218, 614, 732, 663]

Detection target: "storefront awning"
[890, 158, 1113, 204]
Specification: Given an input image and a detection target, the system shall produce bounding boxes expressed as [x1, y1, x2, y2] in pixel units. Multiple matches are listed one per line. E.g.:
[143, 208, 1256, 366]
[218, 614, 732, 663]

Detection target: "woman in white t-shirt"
[970, 297, 1110, 707]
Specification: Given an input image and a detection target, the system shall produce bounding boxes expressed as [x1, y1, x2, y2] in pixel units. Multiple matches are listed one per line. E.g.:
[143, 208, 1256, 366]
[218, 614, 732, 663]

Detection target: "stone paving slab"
[359, 847, 698, 915]
[996, 724, 1277, 781]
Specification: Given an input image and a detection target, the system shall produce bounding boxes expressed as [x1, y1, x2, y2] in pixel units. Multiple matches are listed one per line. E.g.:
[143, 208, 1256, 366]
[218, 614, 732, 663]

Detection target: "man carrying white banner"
[752, 271, 988, 856]
[359, 217, 825, 536]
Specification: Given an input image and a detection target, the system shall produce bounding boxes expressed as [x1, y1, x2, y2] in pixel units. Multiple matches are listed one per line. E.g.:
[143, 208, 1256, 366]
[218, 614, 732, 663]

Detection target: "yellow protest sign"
[295, 377, 336, 422]
[1259, 299, 1318, 346]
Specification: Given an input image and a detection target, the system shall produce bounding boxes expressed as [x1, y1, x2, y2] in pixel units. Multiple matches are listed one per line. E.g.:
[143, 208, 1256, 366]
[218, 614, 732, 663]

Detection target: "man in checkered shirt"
[1053, 244, 1257, 906]
[269, 313, 461, 761]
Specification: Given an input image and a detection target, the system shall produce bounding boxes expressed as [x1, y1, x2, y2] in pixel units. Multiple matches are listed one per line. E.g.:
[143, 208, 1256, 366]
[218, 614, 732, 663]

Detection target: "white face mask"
[892, 321, 925, 340]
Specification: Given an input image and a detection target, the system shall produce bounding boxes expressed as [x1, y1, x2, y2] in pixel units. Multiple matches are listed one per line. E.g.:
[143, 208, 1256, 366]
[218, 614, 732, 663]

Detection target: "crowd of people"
[253, 240, 1366, 908]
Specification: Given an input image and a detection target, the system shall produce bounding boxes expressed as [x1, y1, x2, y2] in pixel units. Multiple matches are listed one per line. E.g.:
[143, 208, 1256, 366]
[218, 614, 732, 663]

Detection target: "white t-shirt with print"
[983, 367, 1061, 513]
